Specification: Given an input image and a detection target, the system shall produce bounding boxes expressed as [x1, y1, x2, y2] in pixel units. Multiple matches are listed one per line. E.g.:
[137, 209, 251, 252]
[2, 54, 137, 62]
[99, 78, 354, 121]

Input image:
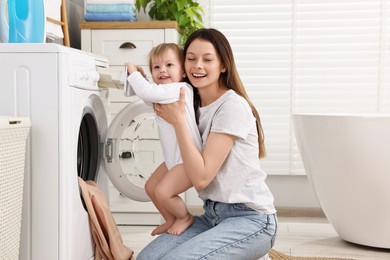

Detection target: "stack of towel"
[84, 0, 137, 22]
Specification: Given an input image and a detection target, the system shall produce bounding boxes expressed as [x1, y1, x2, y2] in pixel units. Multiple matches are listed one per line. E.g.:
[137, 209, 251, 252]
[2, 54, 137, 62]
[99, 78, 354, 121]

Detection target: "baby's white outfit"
[127, 71, 202, 170]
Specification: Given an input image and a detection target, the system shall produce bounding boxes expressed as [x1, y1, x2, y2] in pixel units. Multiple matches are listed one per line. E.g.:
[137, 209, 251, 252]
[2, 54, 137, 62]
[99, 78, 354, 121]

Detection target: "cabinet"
[80, 21, 180, 122]
[80, 21, 180, 225]
[80, 21, 179, 82]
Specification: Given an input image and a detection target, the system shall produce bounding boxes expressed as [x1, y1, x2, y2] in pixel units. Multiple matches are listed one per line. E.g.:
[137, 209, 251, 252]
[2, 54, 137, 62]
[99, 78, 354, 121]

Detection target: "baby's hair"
[148, 43, 184, 72]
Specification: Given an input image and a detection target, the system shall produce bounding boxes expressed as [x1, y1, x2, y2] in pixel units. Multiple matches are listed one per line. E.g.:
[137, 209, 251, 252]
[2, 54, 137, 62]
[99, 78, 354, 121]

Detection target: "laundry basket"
[0, 116, 31, 259]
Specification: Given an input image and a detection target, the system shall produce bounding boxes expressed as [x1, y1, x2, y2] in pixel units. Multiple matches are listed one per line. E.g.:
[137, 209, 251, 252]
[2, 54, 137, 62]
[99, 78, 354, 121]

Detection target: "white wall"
[266, 175, 320, 208]
[185, 175, 321, 209]
[67, 0, 85, 49]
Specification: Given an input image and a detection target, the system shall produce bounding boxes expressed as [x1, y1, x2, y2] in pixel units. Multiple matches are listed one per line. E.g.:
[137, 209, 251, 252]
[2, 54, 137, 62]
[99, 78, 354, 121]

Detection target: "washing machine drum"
[78, 112, 100, 182]
[104, 97, 163, 202]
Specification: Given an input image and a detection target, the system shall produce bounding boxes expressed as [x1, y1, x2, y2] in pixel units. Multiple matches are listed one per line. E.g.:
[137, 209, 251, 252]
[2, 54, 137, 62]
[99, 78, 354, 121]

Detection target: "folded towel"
[84, 12, 137, 21]
[86, 4, 135, 13]
[86, 0, 134, 4]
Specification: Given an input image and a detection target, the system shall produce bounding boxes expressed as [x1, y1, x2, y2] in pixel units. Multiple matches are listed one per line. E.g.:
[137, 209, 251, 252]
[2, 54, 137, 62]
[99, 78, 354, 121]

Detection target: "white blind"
[209, 0, 390, 175]
[383, 1, 390, 112]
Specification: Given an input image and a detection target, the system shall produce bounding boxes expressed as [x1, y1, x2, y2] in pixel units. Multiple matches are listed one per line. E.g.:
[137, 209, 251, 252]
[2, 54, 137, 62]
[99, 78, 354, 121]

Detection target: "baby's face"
[151, 49, 184, 84]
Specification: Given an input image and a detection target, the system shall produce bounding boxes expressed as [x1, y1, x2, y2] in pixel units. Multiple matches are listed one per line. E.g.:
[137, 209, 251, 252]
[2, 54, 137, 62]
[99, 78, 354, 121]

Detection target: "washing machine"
[0, 43, 162, 260]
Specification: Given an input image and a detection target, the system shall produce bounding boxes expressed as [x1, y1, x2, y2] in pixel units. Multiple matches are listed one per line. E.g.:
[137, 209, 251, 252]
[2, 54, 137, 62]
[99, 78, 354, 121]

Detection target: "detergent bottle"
[0, 0, 45, 43]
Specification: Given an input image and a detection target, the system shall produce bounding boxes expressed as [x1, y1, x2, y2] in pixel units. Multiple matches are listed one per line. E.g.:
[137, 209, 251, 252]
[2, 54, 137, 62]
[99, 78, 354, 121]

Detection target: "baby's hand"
[125, 62, 138, 74]
[124, 62, 147, 78]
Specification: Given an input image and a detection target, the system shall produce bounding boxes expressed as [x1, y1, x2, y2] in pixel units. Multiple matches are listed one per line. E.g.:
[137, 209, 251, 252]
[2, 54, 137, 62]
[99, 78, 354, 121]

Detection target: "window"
[208, 0, 390, 175]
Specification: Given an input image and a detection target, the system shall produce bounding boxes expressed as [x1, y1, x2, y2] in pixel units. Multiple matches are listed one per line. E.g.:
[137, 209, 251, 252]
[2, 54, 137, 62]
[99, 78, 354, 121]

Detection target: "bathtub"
[293, 114, 390, 249]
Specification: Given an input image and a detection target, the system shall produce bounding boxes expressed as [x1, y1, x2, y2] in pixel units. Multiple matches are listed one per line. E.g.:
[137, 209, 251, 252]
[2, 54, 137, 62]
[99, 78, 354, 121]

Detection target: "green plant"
[135, 0, 204, 46]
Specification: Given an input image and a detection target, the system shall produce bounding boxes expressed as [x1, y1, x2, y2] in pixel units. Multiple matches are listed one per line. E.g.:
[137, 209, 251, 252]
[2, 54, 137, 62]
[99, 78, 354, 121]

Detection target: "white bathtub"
[293, 114, 390, 249]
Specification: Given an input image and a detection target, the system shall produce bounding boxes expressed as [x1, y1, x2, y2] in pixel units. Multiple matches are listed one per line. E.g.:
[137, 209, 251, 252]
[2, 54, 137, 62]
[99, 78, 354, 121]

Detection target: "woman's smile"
[192, 73, 207, 78]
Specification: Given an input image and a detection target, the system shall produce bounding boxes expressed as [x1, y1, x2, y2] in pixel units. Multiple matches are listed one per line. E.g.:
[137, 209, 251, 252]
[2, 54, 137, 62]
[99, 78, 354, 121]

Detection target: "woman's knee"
[136, 248, 152, 260]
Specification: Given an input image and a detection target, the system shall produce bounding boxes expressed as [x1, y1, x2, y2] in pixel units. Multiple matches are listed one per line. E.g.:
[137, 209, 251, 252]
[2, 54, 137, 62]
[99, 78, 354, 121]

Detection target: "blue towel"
[84, 12, 137, 21]
[86, 4, 135, 13]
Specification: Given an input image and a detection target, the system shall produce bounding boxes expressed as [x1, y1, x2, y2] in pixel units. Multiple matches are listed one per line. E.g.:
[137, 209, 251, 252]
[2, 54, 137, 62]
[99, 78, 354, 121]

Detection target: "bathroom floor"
[118, 216, 390, 259]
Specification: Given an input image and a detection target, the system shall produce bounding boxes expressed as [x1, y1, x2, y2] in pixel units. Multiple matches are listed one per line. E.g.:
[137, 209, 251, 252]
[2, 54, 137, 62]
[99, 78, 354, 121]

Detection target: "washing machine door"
[105, 96, 163, 202]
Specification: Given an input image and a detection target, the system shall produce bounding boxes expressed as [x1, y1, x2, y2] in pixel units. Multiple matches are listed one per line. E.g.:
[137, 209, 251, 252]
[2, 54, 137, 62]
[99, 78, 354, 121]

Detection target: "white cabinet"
[80, 21, 180, 119]
[80, 21, 179, 81]
[80, 21, 179, 225]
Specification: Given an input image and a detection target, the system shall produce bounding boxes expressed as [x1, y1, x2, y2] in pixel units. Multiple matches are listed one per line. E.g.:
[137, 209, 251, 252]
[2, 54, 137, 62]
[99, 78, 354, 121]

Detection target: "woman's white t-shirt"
[197, 90, 276, 214]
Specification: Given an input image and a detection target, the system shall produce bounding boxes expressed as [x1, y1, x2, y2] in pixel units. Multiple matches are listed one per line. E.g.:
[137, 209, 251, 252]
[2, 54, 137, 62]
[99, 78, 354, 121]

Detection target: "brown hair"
[184, 28, 266, 158]
[148, 43, 184, 72]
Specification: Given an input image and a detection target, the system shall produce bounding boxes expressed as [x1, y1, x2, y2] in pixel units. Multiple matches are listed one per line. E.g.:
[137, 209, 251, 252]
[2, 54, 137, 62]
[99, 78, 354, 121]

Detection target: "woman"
[137, 28, 277, 260]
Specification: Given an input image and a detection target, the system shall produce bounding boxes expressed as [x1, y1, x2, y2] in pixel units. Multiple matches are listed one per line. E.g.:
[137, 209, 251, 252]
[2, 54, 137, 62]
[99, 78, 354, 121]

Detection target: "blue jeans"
[137, 200, 278, 260]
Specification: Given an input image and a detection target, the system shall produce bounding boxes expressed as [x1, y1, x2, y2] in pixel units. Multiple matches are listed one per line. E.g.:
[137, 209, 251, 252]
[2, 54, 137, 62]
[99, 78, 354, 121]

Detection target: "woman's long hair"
[184, 28, 266, 158]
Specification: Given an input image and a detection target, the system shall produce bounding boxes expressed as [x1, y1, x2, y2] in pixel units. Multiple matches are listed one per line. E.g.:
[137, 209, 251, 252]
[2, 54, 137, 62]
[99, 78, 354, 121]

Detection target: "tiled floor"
[118, 216, 390, 260]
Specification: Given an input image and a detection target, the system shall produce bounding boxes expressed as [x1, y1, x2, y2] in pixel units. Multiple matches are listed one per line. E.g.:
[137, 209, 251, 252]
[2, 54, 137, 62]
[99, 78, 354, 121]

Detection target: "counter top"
[79, 21, 179, 30]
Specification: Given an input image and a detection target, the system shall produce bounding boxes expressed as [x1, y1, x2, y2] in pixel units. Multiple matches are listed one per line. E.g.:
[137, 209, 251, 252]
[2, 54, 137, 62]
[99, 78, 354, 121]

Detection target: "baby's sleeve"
[128, 72, 184, 104]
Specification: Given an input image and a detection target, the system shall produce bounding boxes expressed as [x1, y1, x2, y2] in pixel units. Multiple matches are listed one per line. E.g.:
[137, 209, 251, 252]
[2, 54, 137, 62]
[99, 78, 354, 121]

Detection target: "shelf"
[79, 21, 179, 31]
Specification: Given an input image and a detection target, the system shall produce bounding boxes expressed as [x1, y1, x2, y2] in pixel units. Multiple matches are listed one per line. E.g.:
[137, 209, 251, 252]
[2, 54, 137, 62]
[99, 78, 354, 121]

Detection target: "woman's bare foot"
[167, 214, 193, 236]
[151, 220, 174, 236]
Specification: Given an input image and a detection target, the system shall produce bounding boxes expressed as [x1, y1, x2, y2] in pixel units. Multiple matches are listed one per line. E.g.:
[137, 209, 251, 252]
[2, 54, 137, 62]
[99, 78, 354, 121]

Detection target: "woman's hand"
[155, 87, 186, 126]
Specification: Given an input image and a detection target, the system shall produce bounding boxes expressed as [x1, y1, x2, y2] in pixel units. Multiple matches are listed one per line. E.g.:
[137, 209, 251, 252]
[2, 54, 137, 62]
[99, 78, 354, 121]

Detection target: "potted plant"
[135, 0, 204, 45]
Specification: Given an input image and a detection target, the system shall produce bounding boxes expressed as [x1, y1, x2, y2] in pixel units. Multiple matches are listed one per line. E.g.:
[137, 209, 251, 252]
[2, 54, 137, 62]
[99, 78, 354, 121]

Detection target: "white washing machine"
[0, 43, 162, 260]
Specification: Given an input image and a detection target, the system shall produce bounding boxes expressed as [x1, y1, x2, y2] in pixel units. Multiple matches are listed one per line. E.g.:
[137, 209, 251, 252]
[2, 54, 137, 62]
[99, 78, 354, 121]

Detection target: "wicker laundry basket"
[0, 116, 31, 259]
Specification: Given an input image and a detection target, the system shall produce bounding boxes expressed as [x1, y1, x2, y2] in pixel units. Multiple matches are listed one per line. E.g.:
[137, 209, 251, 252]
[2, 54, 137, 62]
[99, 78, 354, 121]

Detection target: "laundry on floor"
[78, 177, 135, 260]
[84, 0, 137, 21]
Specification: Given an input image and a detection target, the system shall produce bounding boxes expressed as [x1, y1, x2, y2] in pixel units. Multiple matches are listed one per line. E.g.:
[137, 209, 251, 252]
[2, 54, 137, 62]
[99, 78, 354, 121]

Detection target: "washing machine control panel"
[67, 53, 103, 90]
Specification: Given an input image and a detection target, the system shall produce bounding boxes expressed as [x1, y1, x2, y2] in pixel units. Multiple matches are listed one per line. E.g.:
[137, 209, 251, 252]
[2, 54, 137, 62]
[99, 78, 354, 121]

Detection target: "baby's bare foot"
[167, 214, 193, 236]
[151, 221, 174, 236]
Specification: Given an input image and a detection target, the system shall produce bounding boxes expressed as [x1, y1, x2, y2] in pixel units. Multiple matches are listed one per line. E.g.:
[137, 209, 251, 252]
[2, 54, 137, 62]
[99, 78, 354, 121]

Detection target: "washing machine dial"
[68, 54, 101, 90]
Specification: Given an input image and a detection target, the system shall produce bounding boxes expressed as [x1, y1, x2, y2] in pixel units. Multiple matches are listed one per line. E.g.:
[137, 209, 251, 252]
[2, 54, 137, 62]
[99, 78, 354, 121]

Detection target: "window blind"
[209, 0, 390, 175]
